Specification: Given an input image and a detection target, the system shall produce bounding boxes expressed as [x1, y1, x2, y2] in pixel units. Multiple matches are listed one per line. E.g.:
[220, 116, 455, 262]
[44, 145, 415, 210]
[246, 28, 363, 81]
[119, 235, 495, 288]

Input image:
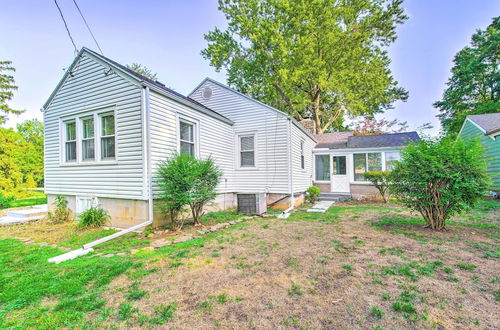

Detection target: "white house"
[42, 48, 419, 228]
[42, 48, 316, 228]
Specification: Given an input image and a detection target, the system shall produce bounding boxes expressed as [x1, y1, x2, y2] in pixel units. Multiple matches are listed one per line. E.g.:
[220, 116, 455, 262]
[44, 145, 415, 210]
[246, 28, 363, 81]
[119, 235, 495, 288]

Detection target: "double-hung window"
[81, 117, 95, 160]
[65, 121, 77, 162]
[240, 135, 255, 167]
[179, 120, 195, 156]
[101, 114, 115, 159]
[300, 141, 305, 169]
[353, 152, 382, 181]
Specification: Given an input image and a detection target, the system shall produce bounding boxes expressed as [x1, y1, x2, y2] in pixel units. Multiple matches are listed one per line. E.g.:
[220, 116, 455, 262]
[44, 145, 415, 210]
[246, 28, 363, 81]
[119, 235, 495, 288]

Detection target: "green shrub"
[305, 186, 321, 203]
[156, 153, 222, 229]
[78, 205, 110, 228]
[390, 137, 490, 231]
[47, 195, 72, 224]
[364, 171, 391, 203]
[0, 192, 14, 209]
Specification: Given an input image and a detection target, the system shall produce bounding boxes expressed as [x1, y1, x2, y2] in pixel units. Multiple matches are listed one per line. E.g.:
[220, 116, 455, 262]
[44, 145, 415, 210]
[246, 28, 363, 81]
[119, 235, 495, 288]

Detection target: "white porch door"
[330, 155, 350, 193]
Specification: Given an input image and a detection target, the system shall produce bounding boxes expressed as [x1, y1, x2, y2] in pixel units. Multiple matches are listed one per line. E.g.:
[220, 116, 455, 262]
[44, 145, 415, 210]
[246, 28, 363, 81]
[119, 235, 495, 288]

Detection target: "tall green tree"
[435, 17, 499, 135]
[202, 0, 408, 133]
[16, 119, 44, 186]
[126, 63, 158, 80]
[0, 61, 23, 124]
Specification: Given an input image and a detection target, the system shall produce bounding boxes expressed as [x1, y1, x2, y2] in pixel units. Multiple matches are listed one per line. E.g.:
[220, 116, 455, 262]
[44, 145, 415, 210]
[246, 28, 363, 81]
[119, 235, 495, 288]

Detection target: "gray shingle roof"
[84, 48, 231, 123]
[315, 131, 419, 149]
[468, 113, 500, 135]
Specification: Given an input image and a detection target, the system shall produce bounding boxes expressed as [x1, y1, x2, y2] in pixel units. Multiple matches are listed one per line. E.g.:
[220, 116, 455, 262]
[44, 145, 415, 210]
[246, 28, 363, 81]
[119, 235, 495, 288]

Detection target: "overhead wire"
[72, 0, 104, 54]
[53, 0, 78, 55]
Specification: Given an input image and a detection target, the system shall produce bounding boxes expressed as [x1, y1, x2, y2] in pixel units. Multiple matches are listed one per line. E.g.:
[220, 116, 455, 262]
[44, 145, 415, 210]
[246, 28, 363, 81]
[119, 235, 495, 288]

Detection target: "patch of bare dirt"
[99, 206, 500, 329]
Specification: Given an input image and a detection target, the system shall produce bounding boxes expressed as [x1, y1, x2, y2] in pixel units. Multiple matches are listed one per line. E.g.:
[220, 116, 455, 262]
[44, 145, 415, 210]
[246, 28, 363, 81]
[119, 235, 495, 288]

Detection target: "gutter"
[278, 118, 295, 219]
[48, 86, 154, 263]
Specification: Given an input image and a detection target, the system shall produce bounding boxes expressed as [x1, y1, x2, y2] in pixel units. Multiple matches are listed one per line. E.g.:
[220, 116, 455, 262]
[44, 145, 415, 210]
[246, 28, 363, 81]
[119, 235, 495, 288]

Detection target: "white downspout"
[48, 86, 154, 263]
[278, 117, 294, 218]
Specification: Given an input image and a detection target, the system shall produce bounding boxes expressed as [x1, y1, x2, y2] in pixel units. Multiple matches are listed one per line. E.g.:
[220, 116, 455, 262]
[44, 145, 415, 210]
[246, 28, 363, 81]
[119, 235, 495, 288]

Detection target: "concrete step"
[318, 194, 351, 202]
[6, 205, 48, 218]
[0, 215, 44, 225]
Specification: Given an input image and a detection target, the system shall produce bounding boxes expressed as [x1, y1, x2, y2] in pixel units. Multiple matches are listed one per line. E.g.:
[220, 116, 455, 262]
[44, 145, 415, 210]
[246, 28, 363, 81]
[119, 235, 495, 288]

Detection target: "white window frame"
[59, 105, 117, 166]
[176, 114, 199, 158]
[99, 112, 116, 160]
[237, 132, 257, 170]
[63, 120, 77, 163]
[300, 140, 305, 170]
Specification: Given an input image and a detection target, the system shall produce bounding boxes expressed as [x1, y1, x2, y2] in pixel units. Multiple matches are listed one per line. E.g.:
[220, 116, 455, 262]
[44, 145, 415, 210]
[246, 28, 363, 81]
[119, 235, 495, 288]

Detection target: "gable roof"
[42, 48, 233, 125]
[467, 113, 500, 136]
[189, 77, 316, 142]
[315, 131, 419, 150]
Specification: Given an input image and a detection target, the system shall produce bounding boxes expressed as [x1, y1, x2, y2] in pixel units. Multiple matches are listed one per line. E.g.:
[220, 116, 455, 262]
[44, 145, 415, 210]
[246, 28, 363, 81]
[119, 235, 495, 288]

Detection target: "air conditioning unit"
[237, 193, 267, 215]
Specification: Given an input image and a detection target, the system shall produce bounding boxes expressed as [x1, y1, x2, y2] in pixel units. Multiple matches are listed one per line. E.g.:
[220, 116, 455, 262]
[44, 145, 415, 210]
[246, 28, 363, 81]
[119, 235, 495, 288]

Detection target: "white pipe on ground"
[48, 86, 154, 263]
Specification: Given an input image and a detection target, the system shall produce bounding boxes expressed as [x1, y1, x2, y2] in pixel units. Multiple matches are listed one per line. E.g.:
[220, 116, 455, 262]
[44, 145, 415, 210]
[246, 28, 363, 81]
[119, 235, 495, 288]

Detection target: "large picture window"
[81, 117, 95, 160]
[65, 121, 77, 162]
[354, 152, 382, 181]
[101, 114, 115, 159]
[179, 120, 195, 156]
[315, 155, 330, 181]
[240, 135, 255, 167]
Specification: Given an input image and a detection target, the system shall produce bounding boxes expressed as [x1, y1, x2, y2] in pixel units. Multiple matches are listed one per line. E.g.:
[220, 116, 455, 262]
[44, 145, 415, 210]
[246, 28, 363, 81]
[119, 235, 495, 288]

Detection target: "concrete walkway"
[0, 204, 48, 225]
[307, 201, 334, 213]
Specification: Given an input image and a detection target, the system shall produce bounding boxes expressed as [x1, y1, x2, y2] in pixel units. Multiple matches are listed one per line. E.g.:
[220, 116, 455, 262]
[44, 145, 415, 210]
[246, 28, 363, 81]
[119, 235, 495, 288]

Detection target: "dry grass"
[1, 200, 498, 328]
[94, 202, 499, 329]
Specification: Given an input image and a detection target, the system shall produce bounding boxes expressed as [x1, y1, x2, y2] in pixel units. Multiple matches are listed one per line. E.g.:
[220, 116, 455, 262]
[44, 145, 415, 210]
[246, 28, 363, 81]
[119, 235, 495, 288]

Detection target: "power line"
[72, 0, 104, 54]
[53, 0, 78, 55]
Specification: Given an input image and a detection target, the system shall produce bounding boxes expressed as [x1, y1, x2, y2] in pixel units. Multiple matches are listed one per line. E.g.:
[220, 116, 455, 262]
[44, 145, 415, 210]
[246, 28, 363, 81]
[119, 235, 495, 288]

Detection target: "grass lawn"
[1, 191, 47, 209]
[0, 200, 498, 328]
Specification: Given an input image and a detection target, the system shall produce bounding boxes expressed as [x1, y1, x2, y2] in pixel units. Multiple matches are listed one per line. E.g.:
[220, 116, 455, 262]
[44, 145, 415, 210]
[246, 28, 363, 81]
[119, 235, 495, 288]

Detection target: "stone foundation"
[267, 193, 305, 210]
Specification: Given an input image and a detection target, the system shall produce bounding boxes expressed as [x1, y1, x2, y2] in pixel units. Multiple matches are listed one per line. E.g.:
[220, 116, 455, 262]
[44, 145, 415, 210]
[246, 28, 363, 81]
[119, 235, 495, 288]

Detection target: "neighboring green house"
[458, 113, 500, 193]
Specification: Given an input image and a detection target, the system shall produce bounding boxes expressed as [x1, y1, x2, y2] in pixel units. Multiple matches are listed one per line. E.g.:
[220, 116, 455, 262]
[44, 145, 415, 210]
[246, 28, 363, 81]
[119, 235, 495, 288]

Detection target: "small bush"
[364, 171, 391, 203]
[306, 186, 321, 203]
[78, 205, 110, 228]
[47, 195, 72, 224]
[0, 192, 14, 209]
[370, 306, 384, 319]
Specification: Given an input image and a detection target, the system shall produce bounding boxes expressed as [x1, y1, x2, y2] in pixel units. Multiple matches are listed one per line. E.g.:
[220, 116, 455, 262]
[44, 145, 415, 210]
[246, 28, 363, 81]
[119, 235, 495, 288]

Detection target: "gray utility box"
[237, 193, 267, 215]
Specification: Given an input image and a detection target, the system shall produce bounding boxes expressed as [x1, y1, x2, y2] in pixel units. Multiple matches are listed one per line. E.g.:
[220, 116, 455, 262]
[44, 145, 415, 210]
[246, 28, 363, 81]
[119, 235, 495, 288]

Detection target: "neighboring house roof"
[42, 48, 233, 125]
[467, 113, 500, 136]
[189, 77, 317, 142]
[315, 131, 419, 149]
[314, 132, 353, 149]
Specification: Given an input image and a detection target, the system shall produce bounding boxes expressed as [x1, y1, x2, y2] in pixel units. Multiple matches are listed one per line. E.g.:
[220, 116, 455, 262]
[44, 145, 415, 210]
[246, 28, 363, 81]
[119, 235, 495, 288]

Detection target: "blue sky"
[1, 0, 499, 134]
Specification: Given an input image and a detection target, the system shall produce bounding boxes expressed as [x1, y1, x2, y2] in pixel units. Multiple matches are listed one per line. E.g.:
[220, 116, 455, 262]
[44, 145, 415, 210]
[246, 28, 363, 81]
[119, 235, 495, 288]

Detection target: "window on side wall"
[353, 152, 382, 181]
[81, 116, 95, 161]
[65, 121, 77, 162]
[239, 135, 255, 167]
[179, 120, 195, 156]
[315, 155, 330, 181]
[385, 151, 401, 170]
[300, 141, 305, 169]
[100, 113, 115, 160]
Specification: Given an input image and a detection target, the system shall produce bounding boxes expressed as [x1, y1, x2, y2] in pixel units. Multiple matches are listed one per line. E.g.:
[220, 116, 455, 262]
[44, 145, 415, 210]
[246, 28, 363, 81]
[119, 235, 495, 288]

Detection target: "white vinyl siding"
[43, 54, 144, 199]
[148, 90, 234, 196]
[290, 123, 315, 192]
[191, 81, 315, 194]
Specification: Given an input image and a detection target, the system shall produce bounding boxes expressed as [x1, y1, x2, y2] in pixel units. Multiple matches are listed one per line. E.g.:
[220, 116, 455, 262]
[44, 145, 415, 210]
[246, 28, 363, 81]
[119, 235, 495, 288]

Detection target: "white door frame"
[330, 154, 350, 193]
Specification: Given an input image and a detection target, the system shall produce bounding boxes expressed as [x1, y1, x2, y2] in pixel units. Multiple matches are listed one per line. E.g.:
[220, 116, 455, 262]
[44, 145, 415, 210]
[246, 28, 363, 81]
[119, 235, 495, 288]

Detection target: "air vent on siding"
[202, 86, 213, 100]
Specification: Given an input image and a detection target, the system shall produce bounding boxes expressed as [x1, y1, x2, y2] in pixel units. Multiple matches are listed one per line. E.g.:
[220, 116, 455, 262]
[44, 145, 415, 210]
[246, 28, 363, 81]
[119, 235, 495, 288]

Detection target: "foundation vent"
[237, 193, 267, 215]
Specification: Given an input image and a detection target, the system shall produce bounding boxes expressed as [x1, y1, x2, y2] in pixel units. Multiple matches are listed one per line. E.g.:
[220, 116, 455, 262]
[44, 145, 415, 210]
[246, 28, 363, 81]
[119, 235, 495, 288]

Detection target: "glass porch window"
[332, 156, 346, 175]
[385, 151, 401, 170]
[354, 153, 382, 181]
[315, 155, 330, 181]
